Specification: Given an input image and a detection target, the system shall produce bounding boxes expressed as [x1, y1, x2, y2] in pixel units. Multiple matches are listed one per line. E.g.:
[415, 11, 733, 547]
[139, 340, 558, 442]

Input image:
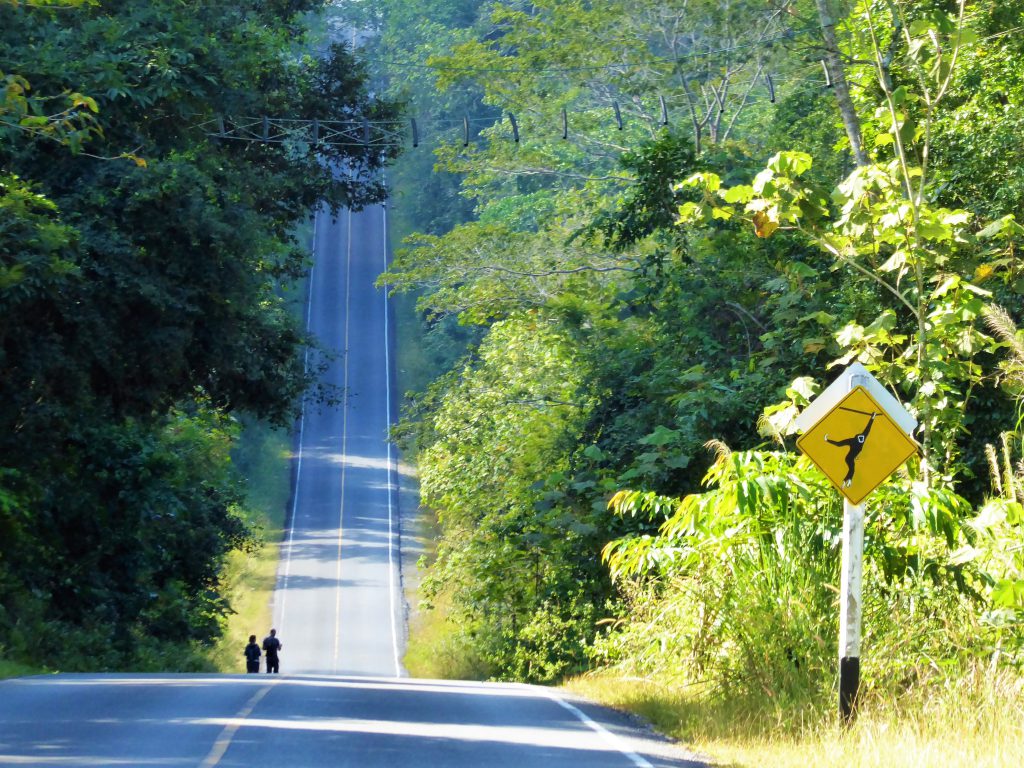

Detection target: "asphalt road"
[270, 204, 403, 677]
[0, 674, 707, 767]
[0, 204, 708, 767]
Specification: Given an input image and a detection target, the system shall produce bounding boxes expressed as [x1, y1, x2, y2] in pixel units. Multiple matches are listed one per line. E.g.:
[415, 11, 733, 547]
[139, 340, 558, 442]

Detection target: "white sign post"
[837, 497, 864, 722]
[795, 363, 917, 723]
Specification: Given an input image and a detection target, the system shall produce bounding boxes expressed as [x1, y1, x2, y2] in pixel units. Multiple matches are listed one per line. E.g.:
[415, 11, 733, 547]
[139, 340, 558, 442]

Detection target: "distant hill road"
[0, 205, 708, 768]
[270, 204, 403, 677]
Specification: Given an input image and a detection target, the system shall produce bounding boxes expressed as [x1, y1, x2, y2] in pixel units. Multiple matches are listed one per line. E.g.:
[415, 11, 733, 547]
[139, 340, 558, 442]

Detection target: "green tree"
[0, 0, 400, 668]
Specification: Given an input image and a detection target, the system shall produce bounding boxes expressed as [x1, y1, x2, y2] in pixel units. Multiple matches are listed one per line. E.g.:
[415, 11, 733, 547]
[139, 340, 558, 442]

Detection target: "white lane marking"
[381, 202, 402, 678]
[190, 714, 644, 756]
[541, 689, 654, 768]
[276, 208, 319, 632]
[333, 209, 353, 672]
[0, 758, 179, 766]
[199, 683, 275, 767]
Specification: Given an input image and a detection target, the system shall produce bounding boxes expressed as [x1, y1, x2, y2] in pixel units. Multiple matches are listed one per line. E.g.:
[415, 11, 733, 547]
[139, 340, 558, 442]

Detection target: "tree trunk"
[815, 0, 870, 167]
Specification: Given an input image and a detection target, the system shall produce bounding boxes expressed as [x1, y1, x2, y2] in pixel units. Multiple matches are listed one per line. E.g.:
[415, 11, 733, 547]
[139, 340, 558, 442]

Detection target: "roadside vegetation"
[211, 418, 293, 673]
[346, 0, 1024, 764]
[570, 669, 1024, 768]
[0, 1, 398, 672]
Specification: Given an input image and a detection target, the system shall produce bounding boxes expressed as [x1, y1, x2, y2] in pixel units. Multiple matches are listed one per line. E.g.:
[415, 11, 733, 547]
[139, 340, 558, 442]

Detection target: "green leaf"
[799, 310, 835, 325]
[835, 322, 865, 347]
[878, 250, 908, 273]
[677, 201, 705, 222]
[917, 217, 951, 242]
[681, 172, 721, 192]
[767, 151, 813, 177]
[991, 579, 1024, 608]
[640, 425, 679, 447]
[721, 185, 754, 204]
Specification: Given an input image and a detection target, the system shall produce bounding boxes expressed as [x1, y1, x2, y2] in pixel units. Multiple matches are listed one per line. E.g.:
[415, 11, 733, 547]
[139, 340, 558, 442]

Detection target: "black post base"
[839, 656, 860, 724]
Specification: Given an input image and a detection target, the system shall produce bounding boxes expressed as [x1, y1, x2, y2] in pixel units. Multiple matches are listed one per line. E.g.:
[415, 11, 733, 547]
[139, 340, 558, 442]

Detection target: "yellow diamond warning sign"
[796, 386, 918, 505]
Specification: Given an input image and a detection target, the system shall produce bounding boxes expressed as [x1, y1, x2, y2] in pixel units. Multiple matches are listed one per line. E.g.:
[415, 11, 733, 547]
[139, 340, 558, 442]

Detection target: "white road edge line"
[381, 202, 402, 678]
[275, 207, 319, 632]
[542, 689, 654, 768]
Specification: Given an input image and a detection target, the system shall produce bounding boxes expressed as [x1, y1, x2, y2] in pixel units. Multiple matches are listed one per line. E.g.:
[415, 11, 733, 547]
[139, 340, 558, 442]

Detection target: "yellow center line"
[199, 683, 275, 767]
[333, 209, 353, 672]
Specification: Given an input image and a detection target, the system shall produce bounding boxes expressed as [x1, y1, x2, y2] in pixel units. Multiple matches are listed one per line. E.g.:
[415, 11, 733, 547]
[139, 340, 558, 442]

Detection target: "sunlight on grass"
[211, 421, 292, 672]
[402, 566, 492, 681]
[566, 669, 1024, 768]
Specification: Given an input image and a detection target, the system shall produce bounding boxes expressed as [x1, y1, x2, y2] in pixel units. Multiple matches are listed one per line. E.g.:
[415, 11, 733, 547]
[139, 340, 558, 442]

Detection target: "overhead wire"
[200, 56, 837, 149]
[359, 27, 810, 76]
[196, 12, 1017, 151]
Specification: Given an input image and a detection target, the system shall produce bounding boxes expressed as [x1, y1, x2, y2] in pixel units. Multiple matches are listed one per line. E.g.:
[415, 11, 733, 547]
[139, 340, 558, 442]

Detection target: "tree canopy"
[367, 0, 1024, 697]
[0, 0, 399, 669]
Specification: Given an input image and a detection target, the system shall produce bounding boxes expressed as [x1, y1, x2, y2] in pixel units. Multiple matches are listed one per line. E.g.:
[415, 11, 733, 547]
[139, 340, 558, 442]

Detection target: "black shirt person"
[262, 629, 283, 674]
[244, 635, 261, 673]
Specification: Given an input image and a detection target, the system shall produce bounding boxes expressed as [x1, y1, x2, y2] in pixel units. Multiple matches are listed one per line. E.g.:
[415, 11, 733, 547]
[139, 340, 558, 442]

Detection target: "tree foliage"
[375, 0, 1024, 695]
[0, 0, 399, 669]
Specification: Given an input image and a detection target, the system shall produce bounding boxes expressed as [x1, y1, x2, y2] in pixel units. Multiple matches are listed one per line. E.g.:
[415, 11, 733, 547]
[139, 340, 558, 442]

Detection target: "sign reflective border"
[796, 386, 919, 505]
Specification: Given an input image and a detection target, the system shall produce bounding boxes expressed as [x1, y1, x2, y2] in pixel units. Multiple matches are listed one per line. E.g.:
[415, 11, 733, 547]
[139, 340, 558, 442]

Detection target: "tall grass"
[0, 659, 43, 680]
[209, 418, 292, 672]
[402, 587, 493, 681]
[567, 665, 1024, 768]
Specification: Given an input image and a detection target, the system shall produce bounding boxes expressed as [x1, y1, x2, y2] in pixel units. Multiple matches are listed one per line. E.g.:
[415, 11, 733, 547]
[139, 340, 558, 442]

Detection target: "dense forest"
[0, 0, 398, 670]
[347, 0, 1024, 723]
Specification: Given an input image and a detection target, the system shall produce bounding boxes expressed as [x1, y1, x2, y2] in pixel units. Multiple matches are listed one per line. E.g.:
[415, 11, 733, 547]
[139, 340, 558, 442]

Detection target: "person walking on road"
[262, 629, 283, 674]
[244, 634, 261, 673]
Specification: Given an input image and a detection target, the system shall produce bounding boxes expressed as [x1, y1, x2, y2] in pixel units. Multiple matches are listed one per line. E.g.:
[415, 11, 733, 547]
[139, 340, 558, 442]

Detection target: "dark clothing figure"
[825, 412, 878, 487]
[263, 630, 282, 674]
[244, 636, 261, 674]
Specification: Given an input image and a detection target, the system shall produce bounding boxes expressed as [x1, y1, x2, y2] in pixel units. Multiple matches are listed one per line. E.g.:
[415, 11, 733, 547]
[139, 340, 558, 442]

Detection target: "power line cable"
[199, 63, 834, 150]
[358, 27, 811, 76]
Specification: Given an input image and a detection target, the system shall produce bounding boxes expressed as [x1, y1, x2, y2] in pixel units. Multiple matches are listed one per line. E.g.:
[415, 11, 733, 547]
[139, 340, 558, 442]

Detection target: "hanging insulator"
[765, 73, 776, 103]
[613, 101, 623, 130]
[411, 118, 419, 148]
[508, 112, 519, 143]
[659, 95, 669, 126]
[362, 118, 370, 145]
[312, 118, 320, 145]
[463, 116, 469, 147]
[821, 60, 833, 88]
[262, 115, 270, 140]
[561, 108, 568, 140]
[216, 115, 226, 137]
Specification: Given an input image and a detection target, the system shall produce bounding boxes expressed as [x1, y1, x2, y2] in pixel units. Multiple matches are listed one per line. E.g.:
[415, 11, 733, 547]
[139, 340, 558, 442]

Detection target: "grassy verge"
[402, 587, 490, 681]
[565, 669, 1024, 768]
[209, 418, 293, 672]
[208, 218, 313, 672]
[0, 660, 43, 680]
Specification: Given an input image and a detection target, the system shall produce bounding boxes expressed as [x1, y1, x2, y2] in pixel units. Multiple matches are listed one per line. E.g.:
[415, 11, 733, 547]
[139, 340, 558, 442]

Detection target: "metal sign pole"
[793, 362, 918, 725]
[838, 369, 868, 724]
[838, 498, 864, 723]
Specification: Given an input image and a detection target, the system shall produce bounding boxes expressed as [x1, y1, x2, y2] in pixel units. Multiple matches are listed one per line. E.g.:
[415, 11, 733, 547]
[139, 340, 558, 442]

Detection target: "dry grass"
[565, 667, 1024, 768]
[209, 423, 292, 672]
